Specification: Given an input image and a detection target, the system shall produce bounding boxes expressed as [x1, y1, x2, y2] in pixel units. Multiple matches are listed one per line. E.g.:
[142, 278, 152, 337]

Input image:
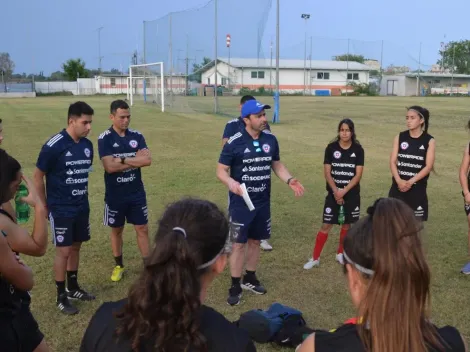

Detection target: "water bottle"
[15, 184, 30, 224]
[338, 205, 345, 225]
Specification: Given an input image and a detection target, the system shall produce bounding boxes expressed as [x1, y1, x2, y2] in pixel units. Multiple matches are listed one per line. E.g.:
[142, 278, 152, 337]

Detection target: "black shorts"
[0, 305, 44, 352]
[229, 203, 271, 243]
[389, 185, 428, 221]
[103, 196, 148, 228]
[49, 209, 91, 247]
[322, 192, 360, 225]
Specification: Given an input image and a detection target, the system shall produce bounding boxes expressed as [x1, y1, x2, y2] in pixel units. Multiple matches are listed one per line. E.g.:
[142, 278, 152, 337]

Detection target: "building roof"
[196, 57, 371, 73]
[405, 72, 470, 79]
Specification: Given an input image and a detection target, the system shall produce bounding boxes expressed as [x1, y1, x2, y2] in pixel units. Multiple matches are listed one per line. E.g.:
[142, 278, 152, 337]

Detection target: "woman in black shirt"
[298, 197, 467, 352]
[389, 106, 435, 221]
[80, 198, 256, 352]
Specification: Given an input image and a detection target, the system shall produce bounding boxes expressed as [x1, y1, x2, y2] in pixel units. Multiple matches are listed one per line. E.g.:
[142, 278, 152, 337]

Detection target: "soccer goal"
[128, 62, 165, 112]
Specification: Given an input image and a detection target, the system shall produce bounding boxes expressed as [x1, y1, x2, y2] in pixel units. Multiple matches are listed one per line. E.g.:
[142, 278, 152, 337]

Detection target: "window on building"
[317, 72, 330, 80]
[110, 78, 116, 87]
[347, 73, 359, 80]
[222, 77, 227, 85]
[251, 71, 265, 79]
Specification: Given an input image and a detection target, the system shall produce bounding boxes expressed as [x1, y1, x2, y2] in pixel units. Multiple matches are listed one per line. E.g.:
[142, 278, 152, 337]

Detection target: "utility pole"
[97, 26, 104, 74]
[270, 38, 273, 92]
[214, 0, 219, 114]
[417, 42, 422, 96]
[301, 14, 310, 95]
[451, 44, 456, 96]
[274, 0, 280, 123]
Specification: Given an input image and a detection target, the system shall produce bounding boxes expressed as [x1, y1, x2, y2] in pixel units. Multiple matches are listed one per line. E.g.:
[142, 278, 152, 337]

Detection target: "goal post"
[129, 62, 165, 112]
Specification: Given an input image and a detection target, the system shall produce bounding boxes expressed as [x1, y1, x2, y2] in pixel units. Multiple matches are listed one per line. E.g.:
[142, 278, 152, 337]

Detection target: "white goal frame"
[129, 62, 165, 112]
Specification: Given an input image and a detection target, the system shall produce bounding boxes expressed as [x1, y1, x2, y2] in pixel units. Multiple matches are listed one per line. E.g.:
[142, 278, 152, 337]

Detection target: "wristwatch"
[120, 156, 126, 164]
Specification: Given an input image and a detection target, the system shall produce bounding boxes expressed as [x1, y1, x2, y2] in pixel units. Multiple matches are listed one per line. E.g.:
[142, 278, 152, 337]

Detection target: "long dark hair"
[408, 106, 430, 134]
[0, 149, 21, 204]
[343, 198, 444, 352]
[115, 198, 229, 352]
[332, 118, 360, 145]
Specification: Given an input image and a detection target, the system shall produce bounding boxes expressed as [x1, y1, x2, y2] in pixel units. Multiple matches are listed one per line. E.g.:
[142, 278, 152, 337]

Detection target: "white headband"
[343, 250, 374, 276]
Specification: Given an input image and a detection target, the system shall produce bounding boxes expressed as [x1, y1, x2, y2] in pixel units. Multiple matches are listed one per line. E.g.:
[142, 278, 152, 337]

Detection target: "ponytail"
[115, 198, 228, 352]
[344, 198, 444, 352]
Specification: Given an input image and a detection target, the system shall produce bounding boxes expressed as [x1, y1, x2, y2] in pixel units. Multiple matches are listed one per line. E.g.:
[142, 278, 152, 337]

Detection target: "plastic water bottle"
[15, 184, 30, 224]
[338, 205, 345, 225]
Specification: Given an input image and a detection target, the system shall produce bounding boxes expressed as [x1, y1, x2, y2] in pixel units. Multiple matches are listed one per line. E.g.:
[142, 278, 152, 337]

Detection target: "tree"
[334, 54, 365, 64]
[437, 40, 470, 74]
[0, 53, 15, 81]
[190, 57, 212, 83]
[62, 58, 89, 81]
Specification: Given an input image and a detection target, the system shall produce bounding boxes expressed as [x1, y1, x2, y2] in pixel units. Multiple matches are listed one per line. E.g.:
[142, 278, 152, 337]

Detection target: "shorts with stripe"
[229, 203, 271, 243]
[322, 192, 360, 225]
[49, 210, 90, 247]
[103, 196, 148, 228]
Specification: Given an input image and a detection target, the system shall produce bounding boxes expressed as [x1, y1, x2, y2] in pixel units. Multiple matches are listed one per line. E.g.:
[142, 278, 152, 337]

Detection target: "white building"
[198, 57, 371, 95]
[380, 73, 470, 96]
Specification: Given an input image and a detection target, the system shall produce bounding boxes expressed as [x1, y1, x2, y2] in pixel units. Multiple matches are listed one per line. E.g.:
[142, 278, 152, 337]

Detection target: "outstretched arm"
[272, 160, 304, 197]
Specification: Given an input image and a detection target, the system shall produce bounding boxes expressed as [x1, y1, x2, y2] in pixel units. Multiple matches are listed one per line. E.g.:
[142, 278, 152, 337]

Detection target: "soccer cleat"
[260, 240, 273, 251]
[241, 274, 267, 295]
[461, 262, 470, 275]
[111, 266, 125, 282]
[227, 284, 242, 306]
[303, 258, 320, 270]
[66, 287, 96, 301]
[57, 293, 79, 315]
[336, 253, 344, 265]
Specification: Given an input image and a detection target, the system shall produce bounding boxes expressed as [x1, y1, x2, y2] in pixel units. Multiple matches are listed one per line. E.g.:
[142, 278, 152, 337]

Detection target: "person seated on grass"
[298, 197, 467, 352]
[80, 198, 256, 352]
[0, 149, 49, 352]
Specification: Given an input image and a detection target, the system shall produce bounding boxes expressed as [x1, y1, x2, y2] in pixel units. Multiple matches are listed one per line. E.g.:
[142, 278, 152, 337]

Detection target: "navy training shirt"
[98, 127, 148, 202]
[219, 129, 280, 208]
[36, 129, 93, 217]
[222, 117, 271, 139]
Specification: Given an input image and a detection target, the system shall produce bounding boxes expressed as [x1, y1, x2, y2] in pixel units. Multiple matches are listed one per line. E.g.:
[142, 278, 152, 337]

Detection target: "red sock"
[313, 232, 328, 260]
[337, 226, 349, 254]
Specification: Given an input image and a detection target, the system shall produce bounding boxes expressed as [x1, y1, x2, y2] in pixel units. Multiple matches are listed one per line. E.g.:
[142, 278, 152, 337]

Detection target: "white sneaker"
[260, 240, 273, 251]
[303, 258, 320, 270]
[336, 253, 344, 265]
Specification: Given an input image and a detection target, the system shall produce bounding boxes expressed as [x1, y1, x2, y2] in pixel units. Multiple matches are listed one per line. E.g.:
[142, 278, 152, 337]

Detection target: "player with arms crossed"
[98, 100, 151, 282]
[217, 99, 304, 306]
[389, 106, 435, 222]
[34, 101, 95, 315]
[459, 119, 470, 274]
[304, 119, 364, 269]
[222, 95, 273, 252]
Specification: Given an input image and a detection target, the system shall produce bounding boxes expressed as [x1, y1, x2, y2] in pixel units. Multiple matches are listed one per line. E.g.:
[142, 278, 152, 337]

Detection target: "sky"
[2, 0, 470, 75]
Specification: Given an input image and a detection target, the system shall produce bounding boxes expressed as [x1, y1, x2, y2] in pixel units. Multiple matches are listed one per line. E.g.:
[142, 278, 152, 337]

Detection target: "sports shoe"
[461, 262, 470, 275]
[227, 284, 242, 306]
[336, 253, 344, 265]
[260, 240, 273, 251]
[57, 293, 79, 315]
[66, 287, 96, 301]
[111, 266, 125, 282]
[241, 274, 267, 295]
[303, 258, 320, 270]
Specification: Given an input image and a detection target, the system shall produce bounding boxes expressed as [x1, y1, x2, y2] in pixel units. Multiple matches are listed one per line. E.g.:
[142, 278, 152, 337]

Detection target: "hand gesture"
[398, 179, 410, 192]
[334, 188, 346, 201]
[18, 175, 41, 208]
[289, 178, 305, 197]
[228, 179, 244, 197]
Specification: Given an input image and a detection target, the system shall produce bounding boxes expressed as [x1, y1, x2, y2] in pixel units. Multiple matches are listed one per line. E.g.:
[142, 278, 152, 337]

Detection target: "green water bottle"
[15, 184, 30, 224]
[338, 205, 345, 225]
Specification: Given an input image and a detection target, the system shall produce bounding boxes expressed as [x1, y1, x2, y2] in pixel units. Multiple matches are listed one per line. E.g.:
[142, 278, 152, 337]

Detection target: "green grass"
[1, 95, 470, 351]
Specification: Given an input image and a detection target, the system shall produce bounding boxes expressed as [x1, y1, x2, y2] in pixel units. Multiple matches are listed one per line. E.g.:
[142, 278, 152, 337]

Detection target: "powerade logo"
[242, 156, 272, 164]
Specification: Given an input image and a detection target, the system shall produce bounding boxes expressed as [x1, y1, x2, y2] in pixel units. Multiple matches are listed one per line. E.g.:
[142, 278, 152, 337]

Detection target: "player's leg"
[304, 194, 335, 269]
[128, 198, 150, 258]
[462, 204, 470, 274]
[227, 207, 253, 306]
[242, 205, 270, 295]
[66, 210, 95, 301]
[336, 193, 361, 264]
[104, 201, 126, 281]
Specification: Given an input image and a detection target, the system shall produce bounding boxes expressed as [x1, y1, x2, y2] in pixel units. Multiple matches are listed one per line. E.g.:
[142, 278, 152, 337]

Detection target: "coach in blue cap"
[217, 99, 305, 306]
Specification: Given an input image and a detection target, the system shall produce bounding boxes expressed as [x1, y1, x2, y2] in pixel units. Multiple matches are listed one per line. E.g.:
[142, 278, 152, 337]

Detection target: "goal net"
[128, 62, 165, 112]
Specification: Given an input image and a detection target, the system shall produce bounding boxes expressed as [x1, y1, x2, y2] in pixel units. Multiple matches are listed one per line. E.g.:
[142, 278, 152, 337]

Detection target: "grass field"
[1, 95, 470, 351]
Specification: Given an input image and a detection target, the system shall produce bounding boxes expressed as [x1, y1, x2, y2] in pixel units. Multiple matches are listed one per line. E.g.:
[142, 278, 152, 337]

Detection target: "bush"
[347, 82, 379, 96]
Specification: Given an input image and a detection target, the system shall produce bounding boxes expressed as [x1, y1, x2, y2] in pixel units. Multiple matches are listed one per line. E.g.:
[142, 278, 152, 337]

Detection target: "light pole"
[226, 34, 231, 89]
[96, 26, 104, 74]
[301, 14, 310, 95]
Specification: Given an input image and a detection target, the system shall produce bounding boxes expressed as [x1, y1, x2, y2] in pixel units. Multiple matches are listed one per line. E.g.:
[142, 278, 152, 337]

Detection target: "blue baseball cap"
[241, 100, 271, 118]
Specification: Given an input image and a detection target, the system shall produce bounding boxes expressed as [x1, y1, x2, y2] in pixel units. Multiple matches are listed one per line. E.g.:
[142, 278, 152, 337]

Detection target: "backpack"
[236, 303, 314, 347]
